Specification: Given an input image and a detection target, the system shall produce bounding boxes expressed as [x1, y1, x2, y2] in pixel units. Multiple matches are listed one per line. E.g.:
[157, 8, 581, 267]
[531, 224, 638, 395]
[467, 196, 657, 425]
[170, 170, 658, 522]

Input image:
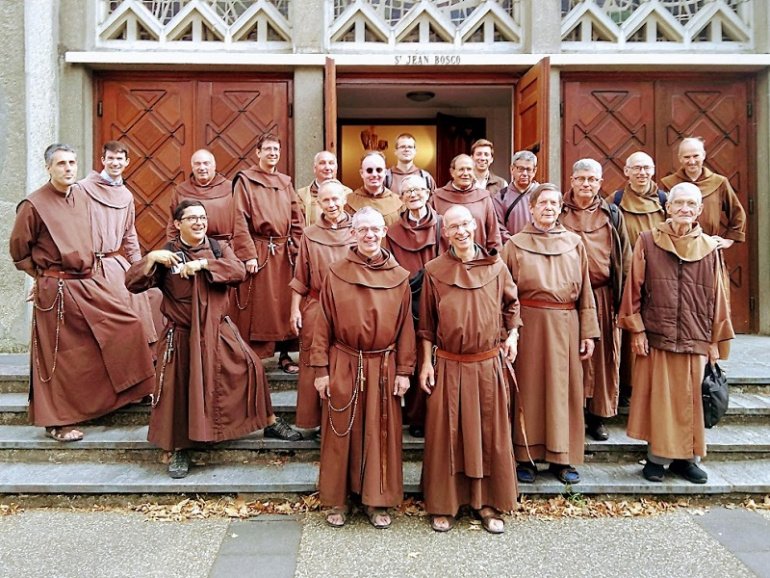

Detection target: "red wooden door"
[562, 76, 754, 332]
[656, 79, 752, 332]
[515, 57, 551, 182]
[96, 74, 291, 252]
[562, 79, 655, 194]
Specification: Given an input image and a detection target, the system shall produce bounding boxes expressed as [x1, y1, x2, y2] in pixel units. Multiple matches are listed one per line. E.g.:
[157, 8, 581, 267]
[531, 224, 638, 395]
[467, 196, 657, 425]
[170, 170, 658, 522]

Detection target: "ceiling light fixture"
[406, 91, 436, 102]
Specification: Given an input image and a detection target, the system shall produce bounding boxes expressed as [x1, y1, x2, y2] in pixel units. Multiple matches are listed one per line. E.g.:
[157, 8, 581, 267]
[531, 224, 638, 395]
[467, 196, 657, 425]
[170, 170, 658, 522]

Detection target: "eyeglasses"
[364, 167, 385, 174]
[628, 165, 655, 173]
[402, 187, 427, 195]
[180, 215, 208, 223]
[355, 226, 384, 235]
[396, 145, 415, 150]
[512, 165, 535, 173]
[572, 176, 601, 184]
[445, 220, 474, 233]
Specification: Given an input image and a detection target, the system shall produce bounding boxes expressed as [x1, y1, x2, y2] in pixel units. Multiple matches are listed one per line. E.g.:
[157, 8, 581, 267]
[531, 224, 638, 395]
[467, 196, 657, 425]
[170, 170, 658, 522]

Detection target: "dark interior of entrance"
[336, 83, 512, 188]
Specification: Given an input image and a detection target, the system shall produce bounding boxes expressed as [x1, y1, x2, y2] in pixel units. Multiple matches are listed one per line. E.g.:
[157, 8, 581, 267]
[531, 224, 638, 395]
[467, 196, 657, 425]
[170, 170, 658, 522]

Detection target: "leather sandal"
[473, 507, 505, 534]
[324, 507, 347, 528]
[364, 507, 392, 529]
[430, 515, 455, 533]
[45, 426, 84, 442]
[278, 353, 299, 374]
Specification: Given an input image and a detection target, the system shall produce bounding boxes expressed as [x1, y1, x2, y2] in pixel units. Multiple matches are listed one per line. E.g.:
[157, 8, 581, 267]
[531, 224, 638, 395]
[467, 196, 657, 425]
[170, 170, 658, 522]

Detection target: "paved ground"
[1, 504, 769, 577]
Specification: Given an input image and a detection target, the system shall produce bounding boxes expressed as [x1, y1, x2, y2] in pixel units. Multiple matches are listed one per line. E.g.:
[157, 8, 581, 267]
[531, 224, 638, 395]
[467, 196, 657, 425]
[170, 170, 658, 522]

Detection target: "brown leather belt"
[435, 347, 499, 362]
[39, 269, 91, 280]
[520, 298, 576, 310]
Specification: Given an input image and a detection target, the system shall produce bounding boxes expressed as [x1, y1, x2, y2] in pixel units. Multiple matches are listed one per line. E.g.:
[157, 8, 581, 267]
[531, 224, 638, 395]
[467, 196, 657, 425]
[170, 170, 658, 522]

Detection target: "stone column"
[0, 0, 60, 351]
[291, 0, 326, 185]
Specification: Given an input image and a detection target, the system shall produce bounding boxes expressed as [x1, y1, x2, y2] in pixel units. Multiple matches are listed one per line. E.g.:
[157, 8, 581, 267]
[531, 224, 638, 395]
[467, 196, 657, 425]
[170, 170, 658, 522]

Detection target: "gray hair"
[511, 150, 537, 166]
[351, 206, 385, 228]
[529, 183, 563, 208]
[317, 179, 346, 197]
[572, 158, 602, 177]
[668, 182, 702, 204]
[44, 143, 77, 166]
[313, 150, 338, 164]
[399, 174, 427, 194]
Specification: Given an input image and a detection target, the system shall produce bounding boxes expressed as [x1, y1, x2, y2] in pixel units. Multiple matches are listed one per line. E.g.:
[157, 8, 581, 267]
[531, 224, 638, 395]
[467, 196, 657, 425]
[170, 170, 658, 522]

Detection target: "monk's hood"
[77, 171, 133, 209]
[329, 247, 408, 288]
[652, 220, 718, 262]
[509, 223, 582, 256]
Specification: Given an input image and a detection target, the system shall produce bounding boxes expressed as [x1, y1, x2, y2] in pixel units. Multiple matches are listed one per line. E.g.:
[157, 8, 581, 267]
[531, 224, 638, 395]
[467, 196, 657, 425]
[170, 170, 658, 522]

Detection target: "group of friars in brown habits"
[10, 131, 742, 532]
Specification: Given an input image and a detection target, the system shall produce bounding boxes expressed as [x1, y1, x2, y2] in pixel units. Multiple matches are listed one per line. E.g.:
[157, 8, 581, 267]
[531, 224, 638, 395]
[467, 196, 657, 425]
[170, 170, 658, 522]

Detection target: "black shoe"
[168, 450, 190, 479]
[586, 416, 609, 441]
[264, 416, 302, 441]
[642, 460, 665, 482]
[408, 424, 425, 438]
[669, 460, 708, 484]
[311, 428, 322, 443]
[618, 394, 631, 408]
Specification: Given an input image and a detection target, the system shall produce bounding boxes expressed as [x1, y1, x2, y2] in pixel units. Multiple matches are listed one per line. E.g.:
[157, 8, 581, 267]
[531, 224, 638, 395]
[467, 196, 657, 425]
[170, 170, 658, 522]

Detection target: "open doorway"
[335, 81, 513, 189]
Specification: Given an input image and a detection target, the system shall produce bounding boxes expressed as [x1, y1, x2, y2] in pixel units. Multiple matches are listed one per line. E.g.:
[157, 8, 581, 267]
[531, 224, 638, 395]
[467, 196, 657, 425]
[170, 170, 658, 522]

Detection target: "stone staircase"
[1, 335, 769, 496]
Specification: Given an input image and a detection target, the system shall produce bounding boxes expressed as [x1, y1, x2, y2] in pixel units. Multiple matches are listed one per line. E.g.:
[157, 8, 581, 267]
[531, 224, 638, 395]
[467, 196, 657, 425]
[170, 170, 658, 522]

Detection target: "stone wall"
[0, 0, 30, 352]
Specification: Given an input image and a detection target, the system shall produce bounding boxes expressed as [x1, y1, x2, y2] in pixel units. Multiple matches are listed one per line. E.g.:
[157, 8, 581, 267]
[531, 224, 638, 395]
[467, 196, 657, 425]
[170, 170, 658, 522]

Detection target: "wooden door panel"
[99, 79, 195, 252]
[562, 80, 655, 195]
[98, 75, 291, 252]
[656, 80, 751, 332]
[436, 113, 486, 186]
[197, 80, 291, 177]
[515, 57, 550, 182]
[325, 57, 338, 154]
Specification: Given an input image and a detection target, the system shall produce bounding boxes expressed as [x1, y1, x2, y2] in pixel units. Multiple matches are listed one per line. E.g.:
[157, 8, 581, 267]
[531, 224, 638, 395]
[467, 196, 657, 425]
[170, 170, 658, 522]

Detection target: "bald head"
[624, 151, 655, 192]
[444, 205, 473, 224]
[317, 179, 347, 223]
[678, 138, 706, 180]
[191, 149, 216, 186]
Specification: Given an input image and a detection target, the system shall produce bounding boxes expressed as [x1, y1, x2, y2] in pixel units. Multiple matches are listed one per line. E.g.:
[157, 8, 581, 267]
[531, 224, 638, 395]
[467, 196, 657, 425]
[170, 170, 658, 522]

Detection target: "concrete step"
[0, 423, 768, 460]
[3, 390, 770, 426]
[0, 459, 769, 495]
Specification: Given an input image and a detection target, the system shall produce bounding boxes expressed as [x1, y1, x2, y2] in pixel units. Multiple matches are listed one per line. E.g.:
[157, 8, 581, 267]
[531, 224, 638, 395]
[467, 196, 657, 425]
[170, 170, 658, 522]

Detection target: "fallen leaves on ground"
[131, 493, 322, 522]
[512, 495, 693, 520]
[0, 503, 23, 517]
[743, 495, 770, 510]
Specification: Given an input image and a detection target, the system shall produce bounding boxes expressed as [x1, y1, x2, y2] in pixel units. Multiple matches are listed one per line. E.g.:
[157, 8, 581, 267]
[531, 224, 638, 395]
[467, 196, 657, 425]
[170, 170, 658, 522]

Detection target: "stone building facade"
[1, 0, 768, 350]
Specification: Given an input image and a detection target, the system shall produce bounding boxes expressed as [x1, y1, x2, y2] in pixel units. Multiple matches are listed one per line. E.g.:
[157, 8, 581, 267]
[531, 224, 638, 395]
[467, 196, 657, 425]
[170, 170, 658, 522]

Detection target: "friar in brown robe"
[289, 180, 356, 430]
[606, 151, 668, 401]
[660, 138, 746, 246]
[127, 199, 299, 478]
[295, 151, 352, 227]
[418, 204, 520, 534]
[432, 154, 502, 253]
[166, 149, 234, 241]
[231, 134, 303, 366]
[344, 151, 403, 226]
[562, 159, 631, 441]
[9, 144, 154, 442]
[77, 141, 157, 347]
[311, 207, 416, 529]
[382, 174, 442, 438]
[502, 184, 599, 485]
[618, 183, 734, 484]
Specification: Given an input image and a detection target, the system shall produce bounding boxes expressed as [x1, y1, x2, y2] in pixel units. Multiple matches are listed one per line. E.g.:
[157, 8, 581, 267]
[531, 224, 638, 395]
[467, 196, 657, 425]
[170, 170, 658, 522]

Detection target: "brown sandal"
[474, 507, 505, 534]
[324, 507, 347, 528]
[365, 507, 391, 529]
[430, 515, 455, 532]
[45, 426, 84, 442]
